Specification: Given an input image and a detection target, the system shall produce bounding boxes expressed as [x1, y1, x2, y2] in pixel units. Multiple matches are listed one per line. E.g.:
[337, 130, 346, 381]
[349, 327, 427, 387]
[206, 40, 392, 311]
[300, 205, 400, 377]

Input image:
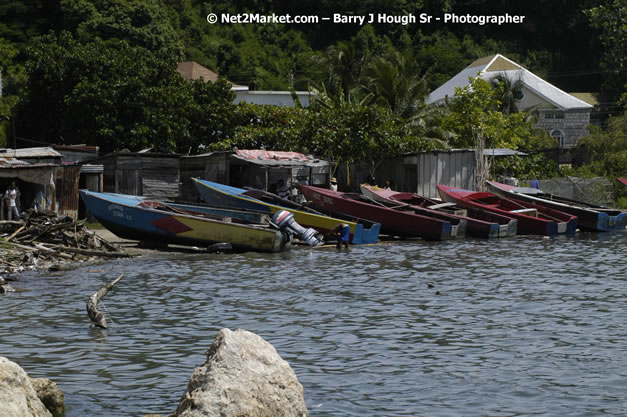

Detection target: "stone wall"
[535, 109, 591, 148]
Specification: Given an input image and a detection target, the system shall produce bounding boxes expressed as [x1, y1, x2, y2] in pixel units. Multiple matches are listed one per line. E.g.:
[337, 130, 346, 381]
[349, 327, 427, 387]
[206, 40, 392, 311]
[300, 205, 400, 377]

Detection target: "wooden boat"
[437, 184, 577, 236]
[192, 178, 380, 244]
[79, 190, 291, 252]
[361, 184, 517, 238]
[300, 185, 453, 241]
[486, 180, 627, 232]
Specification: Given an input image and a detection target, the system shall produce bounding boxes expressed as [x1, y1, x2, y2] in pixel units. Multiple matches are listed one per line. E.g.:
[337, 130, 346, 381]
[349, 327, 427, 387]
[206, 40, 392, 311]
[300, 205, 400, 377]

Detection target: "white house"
[176, 61, 310, 107]
[427, 54, 593, 148]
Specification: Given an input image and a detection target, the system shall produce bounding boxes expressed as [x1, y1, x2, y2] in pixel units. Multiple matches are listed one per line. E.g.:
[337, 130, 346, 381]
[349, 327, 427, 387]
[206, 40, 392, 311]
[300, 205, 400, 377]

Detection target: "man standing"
[4, 181, 21, 219]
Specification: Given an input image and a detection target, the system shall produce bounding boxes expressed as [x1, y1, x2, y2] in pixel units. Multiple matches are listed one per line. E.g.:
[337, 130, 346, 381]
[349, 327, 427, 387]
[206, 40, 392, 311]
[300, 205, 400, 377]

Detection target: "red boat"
[437, 185, 577, 236]
[361, 184, 517, 238]
[300, 185, 453, 241]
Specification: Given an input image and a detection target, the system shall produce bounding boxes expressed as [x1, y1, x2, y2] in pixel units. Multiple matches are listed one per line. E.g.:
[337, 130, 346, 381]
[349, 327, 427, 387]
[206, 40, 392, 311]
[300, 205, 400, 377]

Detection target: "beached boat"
[79, 190, 292, 252]
[192, 178, 381, 244]
[437, 185, 577, 236]
[486, 180, 627, 232]
[360, 184, 517, 238]
[300, 185, 453, 241]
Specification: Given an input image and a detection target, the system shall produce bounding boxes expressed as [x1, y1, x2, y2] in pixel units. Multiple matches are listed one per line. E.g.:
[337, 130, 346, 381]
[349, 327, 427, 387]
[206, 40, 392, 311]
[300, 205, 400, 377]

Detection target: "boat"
[360, 184, 517, 238]
[192, 178, 381, 244]
[300, 184, 453, 241]
[437, 184, 578, 236]
[486, 180, 627, 232]
[80, 190, 295, 252]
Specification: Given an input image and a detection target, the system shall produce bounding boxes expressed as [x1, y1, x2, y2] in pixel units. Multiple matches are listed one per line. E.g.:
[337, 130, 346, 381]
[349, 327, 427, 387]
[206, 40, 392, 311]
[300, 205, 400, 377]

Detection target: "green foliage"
[19, 31, 236, 154]
[211, 103, 307, 151]
[493, 154, 560, 180]
[568, 112, 627, 178]
[585, 0, 627, 101]
[442, 77, 533, 149]
[518, 128, 559, 151]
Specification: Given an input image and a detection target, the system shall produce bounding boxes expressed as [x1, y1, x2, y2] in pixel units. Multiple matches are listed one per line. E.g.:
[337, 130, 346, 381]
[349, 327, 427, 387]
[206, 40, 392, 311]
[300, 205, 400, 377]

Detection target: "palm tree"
[359, 50, 430, 119]
[490, 73, 525, 114]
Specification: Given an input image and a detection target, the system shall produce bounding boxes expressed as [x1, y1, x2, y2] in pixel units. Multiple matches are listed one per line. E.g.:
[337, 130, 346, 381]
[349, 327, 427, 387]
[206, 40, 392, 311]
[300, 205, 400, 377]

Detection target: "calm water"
[1, 232, 626, 417]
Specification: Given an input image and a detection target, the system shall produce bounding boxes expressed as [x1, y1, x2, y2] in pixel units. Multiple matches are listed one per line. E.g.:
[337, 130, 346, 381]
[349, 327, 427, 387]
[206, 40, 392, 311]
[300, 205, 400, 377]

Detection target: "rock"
[174, 329, 308, 417]
[31, 378, 65, 417]
[0, 356, 52, 417]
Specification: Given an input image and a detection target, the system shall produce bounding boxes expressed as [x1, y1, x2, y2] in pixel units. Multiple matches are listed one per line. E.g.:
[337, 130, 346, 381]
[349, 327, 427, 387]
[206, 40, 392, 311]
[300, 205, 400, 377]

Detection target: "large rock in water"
[0, 356, 53, 417]
[174, 328, 308, 417]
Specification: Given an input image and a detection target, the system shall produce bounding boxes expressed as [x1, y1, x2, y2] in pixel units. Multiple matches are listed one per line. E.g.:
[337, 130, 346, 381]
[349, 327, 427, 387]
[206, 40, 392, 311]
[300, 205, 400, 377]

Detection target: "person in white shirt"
[4, 181, 21, 219]
[330, 177, 338, 191]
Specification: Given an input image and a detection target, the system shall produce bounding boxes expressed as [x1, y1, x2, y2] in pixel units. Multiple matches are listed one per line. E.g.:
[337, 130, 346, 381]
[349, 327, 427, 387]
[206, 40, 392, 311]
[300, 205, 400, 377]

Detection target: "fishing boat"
[300, 185, 453, 241]
[192, 178, 381, 244]
[437, 184, 577, 236]
[486, 180, 627, 232]
[360, 184, 517, 238]
[80, 190, 293, 252]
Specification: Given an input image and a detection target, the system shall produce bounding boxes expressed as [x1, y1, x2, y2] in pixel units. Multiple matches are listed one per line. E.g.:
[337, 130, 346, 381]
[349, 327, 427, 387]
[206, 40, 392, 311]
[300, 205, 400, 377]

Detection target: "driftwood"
[87, 273, 124, 328]
[42, 244, 132, 258]
[0, 210, 130, 275]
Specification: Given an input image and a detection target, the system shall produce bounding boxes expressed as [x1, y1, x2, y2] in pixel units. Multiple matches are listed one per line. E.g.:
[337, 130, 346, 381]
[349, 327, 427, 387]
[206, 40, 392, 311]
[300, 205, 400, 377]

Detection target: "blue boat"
[80, 190, 291, 252]
[192, 178, 380, 244]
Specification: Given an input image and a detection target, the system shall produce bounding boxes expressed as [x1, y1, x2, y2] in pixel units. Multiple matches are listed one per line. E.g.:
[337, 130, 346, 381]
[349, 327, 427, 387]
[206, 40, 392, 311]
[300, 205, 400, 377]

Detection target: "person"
[276, 179, 290, 199]
[330, 177, 338, 191]
[290, 183, 306, 204]
[329, 222, 350, 249]
[384, 180, 392, 190]
[4, 181, 21, 220]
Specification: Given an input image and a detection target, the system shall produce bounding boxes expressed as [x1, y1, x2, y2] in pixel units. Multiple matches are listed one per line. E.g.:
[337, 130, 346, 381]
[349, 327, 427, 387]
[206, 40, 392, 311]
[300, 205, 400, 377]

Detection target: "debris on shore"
[0, 210, 131, 279]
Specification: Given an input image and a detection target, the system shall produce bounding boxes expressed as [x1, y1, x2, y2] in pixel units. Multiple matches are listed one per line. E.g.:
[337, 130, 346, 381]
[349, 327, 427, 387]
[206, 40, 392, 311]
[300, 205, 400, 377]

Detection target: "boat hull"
[360, 184, 516, 239]
[301, 185, 452, 241]
[192, 178, 380, 244]
[80, 190, 290, 252]
[486, 181, 627, 232]
[437, 185, 577, 236]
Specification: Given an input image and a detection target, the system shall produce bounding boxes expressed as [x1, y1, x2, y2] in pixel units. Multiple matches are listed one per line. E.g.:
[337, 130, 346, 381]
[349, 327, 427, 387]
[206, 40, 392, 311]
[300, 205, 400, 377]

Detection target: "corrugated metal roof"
[483, 148, 528, 157]
[0, 147, 62, 158]
[427, 54, 592, 110]
[0, 157, 30, 167]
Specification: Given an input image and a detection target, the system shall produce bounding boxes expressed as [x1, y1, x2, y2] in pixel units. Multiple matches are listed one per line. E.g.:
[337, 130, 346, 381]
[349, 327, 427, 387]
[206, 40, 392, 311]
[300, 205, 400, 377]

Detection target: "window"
[550, 129, 565, 147]
[545, 111, 565, 119]
[514, 90, 525, 101]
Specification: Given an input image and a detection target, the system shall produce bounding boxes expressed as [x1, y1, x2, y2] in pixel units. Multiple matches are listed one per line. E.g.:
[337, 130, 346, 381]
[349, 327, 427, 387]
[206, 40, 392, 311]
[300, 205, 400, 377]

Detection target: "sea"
[1, 231, 625, 417]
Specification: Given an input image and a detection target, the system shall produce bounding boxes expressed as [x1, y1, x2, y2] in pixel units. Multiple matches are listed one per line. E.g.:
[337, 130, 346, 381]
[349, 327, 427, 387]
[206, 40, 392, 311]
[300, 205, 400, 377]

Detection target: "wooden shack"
[92, 151, 181, 198]
[0, 147, 82, 219]
[179, 150, 330, 201]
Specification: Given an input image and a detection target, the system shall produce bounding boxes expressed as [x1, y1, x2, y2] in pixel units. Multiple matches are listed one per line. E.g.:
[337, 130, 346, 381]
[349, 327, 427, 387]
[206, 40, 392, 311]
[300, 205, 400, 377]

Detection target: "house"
[427, 54, 593, 148]
[176, 61, 311, 107]
[179, 149, 330, 201]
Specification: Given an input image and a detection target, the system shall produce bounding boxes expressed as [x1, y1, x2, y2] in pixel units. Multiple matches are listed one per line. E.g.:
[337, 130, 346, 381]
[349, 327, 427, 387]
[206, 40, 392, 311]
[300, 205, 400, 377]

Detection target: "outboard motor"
[271, 210, 323, 246]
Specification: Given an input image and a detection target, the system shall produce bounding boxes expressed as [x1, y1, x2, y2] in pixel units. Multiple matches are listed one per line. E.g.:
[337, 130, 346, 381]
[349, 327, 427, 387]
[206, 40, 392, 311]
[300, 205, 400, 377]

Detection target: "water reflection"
[0, 232, 625, 416]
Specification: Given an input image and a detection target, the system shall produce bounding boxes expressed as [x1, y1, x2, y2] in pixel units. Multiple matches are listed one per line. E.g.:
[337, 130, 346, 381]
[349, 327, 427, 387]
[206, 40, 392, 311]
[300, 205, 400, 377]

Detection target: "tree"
[360, 50, 430, 119]
[585, 0, 626, 102]
[442, 77, 532, 150]
[18, 32, 198, 153]
[489, 73, 525, 114]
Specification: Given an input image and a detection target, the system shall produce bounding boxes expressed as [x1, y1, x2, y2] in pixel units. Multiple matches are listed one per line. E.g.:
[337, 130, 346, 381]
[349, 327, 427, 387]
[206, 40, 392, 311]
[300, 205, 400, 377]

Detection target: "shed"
[90, 151, 181, 198]
[0, 149, 82, 219]
[179, 149, 330, 201]
[371, 150, 476, 199]
[54, 144, 100, 164]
